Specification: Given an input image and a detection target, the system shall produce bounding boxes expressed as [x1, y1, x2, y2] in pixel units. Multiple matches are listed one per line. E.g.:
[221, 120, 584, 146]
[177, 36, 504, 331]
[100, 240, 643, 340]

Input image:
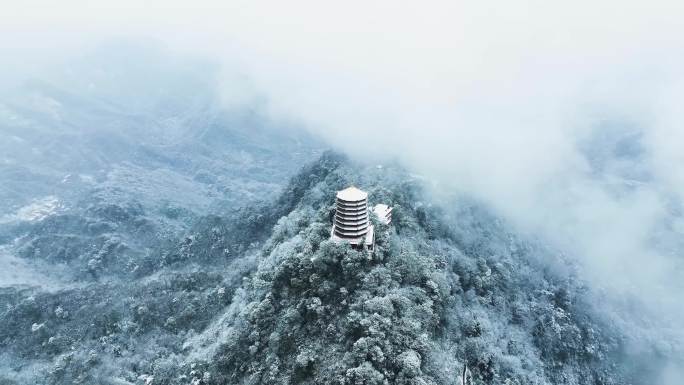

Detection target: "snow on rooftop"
[373, 204, 393, 225]
[336, 186, 368, 201]
[374, 203, 390, 212]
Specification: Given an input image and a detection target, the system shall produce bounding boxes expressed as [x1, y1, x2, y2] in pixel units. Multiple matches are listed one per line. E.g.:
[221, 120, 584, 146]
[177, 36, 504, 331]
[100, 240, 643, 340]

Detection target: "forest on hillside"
[2, 150, 670, 384]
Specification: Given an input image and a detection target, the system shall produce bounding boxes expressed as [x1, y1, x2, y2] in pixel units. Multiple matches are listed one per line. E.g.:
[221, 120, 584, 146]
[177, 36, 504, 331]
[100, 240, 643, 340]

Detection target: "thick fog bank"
[190, 2, 684, 364]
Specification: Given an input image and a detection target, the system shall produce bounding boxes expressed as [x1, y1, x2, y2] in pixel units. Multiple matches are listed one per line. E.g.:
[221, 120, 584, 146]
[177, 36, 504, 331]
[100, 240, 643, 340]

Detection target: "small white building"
[373, 204, 393, 225]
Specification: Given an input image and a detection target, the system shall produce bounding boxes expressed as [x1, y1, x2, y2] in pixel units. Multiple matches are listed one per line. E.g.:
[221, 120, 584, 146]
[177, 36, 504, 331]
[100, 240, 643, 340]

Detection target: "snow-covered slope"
[1, 152, 677, 384]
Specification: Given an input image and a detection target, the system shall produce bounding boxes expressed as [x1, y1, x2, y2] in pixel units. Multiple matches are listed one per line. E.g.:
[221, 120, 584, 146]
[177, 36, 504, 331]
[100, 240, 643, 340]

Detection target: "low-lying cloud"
[202, 1, 684, 331]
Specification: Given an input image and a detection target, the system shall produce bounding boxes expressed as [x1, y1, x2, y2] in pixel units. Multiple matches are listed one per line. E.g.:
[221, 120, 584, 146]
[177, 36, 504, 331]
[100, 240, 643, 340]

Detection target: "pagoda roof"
[336, 186, 368, 202]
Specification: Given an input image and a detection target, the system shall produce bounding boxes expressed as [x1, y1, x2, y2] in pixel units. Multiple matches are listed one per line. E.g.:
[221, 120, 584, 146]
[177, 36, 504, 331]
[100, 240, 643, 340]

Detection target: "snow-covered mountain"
[0, 45, 680, 385]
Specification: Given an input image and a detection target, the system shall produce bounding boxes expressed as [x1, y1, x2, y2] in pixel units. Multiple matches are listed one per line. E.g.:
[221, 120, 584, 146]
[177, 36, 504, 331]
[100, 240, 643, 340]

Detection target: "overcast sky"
[2, 1, 684, 371]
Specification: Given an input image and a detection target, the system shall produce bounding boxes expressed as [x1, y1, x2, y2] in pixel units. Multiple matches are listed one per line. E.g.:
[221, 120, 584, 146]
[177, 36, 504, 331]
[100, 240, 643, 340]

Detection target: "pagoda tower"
[331, 186, 374, 249]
